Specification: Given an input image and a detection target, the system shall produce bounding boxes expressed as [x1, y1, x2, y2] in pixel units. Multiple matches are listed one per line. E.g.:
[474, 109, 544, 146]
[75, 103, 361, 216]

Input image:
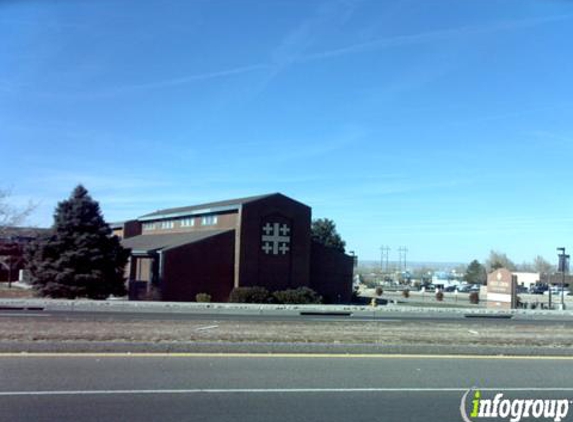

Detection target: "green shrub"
[195, 293, 211, 303]
[375, 286, 383, 296]
[402, 288, 410, 298]
[273, 287, 322, 304]
[228, 286, 272, 303]
[435, 290, 444, 302]
[469, 291, 479, 304]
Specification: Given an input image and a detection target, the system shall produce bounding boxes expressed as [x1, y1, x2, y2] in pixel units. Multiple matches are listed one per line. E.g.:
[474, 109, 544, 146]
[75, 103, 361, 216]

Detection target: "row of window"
[143, 215, 218, 231]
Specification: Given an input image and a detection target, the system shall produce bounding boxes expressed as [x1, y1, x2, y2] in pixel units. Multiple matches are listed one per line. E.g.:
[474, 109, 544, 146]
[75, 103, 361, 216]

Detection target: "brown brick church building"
[112, 193, 354, 303]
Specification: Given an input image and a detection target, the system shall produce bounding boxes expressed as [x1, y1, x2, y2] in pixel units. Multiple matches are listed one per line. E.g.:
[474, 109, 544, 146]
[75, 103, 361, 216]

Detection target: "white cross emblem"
[261, 222, 291, 255]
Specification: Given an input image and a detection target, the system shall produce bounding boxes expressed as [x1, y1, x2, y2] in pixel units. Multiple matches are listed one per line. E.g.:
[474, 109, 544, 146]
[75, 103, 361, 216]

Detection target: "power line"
[380, 246, 390, 272]
[398, 246, 408, 272]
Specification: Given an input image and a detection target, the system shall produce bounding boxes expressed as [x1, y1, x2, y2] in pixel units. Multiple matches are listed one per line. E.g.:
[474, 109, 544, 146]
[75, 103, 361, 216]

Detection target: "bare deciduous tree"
[0, 189, 35, 235]
[533, 255, 553, 274]
[486, 250, 517, 272]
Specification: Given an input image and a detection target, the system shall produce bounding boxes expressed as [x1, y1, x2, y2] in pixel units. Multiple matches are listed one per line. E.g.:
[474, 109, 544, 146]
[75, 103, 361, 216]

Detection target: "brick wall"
[237, 194, 311, 290]
[161, 231, 235, 302]
[310, 241, 354, 304]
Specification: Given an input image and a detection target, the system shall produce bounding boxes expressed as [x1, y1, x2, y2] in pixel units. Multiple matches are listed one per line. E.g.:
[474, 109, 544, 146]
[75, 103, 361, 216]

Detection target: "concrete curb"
[1, 298, 573, 318]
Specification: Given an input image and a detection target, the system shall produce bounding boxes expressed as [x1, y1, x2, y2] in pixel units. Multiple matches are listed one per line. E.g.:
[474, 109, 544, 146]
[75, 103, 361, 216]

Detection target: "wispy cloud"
[35, 171, 170, 192]
[302, 14, 573, 62]
[252, 0, 361, 95]
[0, 17, 86, 30]
[375, 215, 573, 237]
[17, 169, 177, 225]
[444, 102, 573, 127]
[0, 78, 20, 94]
[102, 10, 572, 99]
[101, 63, 270, 95]
[9, 7, 573, 102]
[207, 128, 366, 171]
[32, 63, 270, 100]
[530, 130, 573, 148]
[244, 11, 573, 97]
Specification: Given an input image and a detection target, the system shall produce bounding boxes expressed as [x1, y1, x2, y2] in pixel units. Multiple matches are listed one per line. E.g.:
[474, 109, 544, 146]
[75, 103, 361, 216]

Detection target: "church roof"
[138, 193, 277, 221]
[121, 229, 233, 253]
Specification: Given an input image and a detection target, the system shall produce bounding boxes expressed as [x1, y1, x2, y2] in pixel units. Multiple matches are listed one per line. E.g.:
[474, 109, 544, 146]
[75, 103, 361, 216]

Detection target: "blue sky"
[2, 0, 573, 265]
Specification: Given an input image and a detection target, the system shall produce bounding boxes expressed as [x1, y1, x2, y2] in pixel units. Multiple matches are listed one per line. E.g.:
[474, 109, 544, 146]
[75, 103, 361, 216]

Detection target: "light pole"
[547, 273, 552, 309]
[557, 247, 570, 310]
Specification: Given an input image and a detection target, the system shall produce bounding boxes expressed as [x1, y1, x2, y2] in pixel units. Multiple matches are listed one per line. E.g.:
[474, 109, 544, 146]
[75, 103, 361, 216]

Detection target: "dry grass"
[0, 285, 35, 299]
[0, 317, 572, 348]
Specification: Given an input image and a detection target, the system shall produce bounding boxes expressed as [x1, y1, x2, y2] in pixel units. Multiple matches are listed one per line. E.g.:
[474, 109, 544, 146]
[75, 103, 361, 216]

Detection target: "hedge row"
[227, 286, 322, 305]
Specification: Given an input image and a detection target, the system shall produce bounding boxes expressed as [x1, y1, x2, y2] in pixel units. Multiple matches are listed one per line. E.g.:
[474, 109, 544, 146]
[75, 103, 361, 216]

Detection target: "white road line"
[324, 319, 402, 323]
[195, 325, 219, 331]
[2, 353, 573, 360]
[2, 387, 573, 397]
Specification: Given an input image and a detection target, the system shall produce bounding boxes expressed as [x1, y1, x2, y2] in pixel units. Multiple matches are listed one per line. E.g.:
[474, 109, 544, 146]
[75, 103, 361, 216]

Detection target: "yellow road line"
[0, 352, 573, 360]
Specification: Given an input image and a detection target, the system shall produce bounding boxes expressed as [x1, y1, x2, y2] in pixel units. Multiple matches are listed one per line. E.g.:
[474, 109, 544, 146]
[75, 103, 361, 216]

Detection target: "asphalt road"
[1, 354, 573, 422]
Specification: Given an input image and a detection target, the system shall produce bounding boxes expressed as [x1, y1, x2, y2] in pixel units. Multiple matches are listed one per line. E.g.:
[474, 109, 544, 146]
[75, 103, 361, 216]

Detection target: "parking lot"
[362, 287, 573, 309]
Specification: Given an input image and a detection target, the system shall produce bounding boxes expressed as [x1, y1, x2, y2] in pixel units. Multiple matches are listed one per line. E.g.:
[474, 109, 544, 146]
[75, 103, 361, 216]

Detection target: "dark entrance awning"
[121, 229, 233, 255]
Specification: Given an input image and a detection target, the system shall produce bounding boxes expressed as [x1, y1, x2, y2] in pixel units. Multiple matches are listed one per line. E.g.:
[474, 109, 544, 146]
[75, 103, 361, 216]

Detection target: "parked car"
[545, 287, 571, 296]
[516, 285, 529, 294]
[530, 284, 548, 294]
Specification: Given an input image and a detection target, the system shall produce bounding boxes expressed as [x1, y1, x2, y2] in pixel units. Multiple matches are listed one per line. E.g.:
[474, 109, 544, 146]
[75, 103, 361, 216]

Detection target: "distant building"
[512, 272, 540, 289]
[0, 227, 50, 282]
[115, 193, 354, 303]
[431, 271, 463, 288]
[513, 272, 573, 289]
[540, 273, 572, 288]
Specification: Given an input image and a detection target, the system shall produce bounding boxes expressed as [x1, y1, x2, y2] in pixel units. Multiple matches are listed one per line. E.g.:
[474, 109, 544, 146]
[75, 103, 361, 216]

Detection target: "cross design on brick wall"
[261, 222, 291, 255]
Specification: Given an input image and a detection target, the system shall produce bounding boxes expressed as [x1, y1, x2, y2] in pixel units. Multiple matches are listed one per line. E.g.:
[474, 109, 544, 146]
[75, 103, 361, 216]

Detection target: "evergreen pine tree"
[26, 185, 128, 299]
[311, 218, 346, 253]
[464, 259, 487, 285]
